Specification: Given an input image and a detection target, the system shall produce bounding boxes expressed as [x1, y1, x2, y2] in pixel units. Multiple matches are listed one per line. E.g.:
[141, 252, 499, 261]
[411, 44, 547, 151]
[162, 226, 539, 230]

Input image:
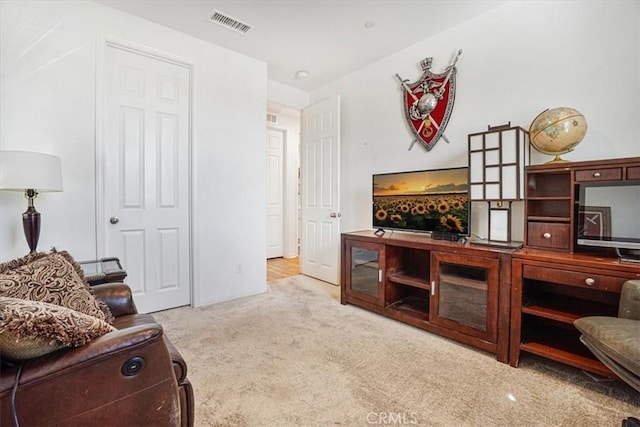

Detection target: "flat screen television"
[577, 181, 640, 255]
[372, 166, 470, 237]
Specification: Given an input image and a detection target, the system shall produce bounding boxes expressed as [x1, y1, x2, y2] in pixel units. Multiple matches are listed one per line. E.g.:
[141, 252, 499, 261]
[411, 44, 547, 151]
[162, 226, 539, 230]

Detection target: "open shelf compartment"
[521, 315, 595, 357]
[522, 280, 619, 324]
[385, 280, 430, 321]
[385, 245, 430, 291]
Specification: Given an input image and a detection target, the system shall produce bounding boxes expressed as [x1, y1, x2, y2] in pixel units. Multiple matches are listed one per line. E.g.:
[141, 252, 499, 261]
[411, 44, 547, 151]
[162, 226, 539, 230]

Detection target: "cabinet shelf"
[387, 272, 430, 290]
[527, 216, 571, 223]
[521, 320, 594, 358]
[526, 171, 571, 199]
[527, 196, 571, 201]
[386, 296, 429, 321]
[522, 305, 580, 324]
[523, 293, 618, 323]
[519, 342, 612, 378]
[439, 273, 487, 291]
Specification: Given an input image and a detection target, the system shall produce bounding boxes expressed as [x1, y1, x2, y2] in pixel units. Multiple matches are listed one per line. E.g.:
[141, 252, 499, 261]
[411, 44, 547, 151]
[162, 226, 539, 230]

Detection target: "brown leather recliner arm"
[1, 324, 162, 388]
[0, 324, 181, 427]
[92, 282, 139, 317]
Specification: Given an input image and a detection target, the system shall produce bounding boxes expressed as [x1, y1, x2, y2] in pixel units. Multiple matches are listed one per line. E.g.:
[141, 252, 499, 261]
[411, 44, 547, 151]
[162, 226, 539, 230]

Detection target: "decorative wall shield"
[396, 50, 462, 151]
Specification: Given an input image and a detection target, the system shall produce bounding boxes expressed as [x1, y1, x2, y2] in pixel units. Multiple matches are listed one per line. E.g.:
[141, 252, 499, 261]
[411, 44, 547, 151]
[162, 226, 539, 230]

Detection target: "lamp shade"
[0, 151, 63, 192]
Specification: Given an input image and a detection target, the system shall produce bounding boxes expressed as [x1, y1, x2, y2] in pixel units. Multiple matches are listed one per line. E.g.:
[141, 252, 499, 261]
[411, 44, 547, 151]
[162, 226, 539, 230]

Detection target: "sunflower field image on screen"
[372, 167, 470, 236]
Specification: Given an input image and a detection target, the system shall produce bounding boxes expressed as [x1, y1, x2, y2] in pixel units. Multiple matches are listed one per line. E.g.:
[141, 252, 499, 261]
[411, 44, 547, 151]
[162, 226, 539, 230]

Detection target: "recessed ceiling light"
[364, 20, 375, 29]
[295, 70, 309, 80]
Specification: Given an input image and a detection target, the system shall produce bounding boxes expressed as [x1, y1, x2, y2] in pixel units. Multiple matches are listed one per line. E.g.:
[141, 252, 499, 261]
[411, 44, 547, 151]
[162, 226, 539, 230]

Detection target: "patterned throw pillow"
[0, 296, 117, 360]
[0, 250, 114, 323]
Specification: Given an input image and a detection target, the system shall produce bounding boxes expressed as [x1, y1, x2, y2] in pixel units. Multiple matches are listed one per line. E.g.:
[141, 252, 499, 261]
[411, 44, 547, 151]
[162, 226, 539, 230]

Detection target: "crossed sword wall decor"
[396, 49, 462, 151]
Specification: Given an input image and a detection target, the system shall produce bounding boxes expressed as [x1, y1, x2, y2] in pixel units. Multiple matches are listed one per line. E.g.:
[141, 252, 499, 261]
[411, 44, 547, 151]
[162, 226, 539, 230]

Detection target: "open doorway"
[266, 102, 301, 281]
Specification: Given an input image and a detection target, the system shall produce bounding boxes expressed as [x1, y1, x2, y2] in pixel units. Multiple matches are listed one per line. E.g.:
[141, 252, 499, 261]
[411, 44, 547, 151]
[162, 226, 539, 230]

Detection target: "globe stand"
[547, 154, 571, 164]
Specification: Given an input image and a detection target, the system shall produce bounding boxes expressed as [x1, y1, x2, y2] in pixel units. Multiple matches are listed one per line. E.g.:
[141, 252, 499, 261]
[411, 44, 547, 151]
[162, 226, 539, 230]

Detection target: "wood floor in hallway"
[267, 257, 299, 282]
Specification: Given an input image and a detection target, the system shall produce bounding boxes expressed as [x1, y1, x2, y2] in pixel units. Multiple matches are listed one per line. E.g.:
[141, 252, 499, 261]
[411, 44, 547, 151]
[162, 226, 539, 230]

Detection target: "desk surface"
[78, 257, 127, 285]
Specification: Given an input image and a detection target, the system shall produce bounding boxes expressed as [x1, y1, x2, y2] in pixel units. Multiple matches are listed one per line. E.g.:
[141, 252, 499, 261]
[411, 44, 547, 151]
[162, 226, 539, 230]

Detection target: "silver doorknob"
[109, 217, 119, 224]
[330, 212, 341, 218]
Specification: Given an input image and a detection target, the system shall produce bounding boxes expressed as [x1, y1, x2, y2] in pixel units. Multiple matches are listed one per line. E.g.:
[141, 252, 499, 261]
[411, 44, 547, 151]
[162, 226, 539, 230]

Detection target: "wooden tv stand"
[340, 230, 516, 363]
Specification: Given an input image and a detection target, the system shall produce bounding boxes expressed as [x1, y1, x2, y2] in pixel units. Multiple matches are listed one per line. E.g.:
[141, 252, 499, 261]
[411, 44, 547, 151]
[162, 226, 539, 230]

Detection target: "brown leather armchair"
[0, 283, 194, 427]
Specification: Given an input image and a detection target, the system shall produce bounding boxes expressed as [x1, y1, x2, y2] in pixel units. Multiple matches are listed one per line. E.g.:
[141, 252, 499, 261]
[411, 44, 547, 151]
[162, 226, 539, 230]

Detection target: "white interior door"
[266, 127, 284, 259]
[101, 44, 191, 313]
[301, 95, 341, 284]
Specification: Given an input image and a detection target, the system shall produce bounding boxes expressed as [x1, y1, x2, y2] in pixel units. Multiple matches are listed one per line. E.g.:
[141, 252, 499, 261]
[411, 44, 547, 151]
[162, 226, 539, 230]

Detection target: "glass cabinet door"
[345, 240, 384, 305]
[430, 251, 499, 342]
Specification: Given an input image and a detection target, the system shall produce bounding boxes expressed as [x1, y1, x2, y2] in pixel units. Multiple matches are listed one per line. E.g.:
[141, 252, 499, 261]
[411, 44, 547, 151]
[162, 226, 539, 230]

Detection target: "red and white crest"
[396, 50, 462, 151]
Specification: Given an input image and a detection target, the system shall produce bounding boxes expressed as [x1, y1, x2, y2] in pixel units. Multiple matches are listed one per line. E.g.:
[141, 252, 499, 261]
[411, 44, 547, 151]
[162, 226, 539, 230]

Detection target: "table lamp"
[0, 150, 63, 253]
[468, 123, 528, 246]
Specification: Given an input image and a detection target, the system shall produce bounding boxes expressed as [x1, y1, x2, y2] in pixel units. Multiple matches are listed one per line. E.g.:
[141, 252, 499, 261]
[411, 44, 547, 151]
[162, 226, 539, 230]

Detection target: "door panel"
[122, 229, 146, 295]
[102, 44, 191, 313]
[301, 96, 341, 284]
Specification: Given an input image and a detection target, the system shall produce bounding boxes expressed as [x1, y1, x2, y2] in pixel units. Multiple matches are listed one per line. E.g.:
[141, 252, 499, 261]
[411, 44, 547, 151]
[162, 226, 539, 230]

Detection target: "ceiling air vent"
[266, 113, 278, 125]
[209, 10, 253, 35]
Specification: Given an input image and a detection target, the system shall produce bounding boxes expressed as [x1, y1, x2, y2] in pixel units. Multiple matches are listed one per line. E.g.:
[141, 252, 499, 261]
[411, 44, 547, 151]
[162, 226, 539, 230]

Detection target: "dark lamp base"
[22, 204, 41, 254]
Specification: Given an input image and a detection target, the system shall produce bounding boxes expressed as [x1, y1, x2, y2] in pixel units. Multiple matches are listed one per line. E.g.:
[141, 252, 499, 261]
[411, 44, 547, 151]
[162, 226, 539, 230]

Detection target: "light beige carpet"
[154, 275, 639, 426]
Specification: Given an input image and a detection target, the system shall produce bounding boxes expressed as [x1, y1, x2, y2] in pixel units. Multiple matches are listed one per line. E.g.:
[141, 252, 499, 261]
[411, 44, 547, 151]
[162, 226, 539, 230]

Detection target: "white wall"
[310, 0, 640, 239]
[268, 80, 309, 110]
[0, 0, 268, 306]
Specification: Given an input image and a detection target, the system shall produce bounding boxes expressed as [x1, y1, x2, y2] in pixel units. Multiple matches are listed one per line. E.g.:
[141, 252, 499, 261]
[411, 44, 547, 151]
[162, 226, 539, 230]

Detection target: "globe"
[529, 107, 588, 163]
